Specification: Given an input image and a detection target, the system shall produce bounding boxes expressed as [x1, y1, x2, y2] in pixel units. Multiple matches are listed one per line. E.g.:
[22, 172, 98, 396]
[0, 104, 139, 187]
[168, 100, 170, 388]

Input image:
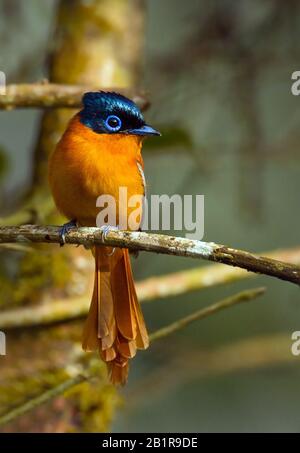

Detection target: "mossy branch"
[0, 373, 87, 427]
[0, 287, 264, 427]
[0, 83, 149, 110]
[0, 225, 300, 285]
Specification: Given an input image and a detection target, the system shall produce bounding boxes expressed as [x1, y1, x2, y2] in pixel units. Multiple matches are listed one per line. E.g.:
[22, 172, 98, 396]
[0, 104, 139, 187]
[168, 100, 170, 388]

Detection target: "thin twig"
[0, 373, 87, 427]
[0, 225, 299, 285]
[0, 83, 149, 110]
[0, 243, 36, 253]
[149, 287, 266, 342]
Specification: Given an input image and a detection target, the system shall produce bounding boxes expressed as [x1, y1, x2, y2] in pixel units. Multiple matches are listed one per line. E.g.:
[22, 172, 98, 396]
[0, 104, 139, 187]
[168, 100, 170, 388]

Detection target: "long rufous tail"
[82, 246, 149, 385]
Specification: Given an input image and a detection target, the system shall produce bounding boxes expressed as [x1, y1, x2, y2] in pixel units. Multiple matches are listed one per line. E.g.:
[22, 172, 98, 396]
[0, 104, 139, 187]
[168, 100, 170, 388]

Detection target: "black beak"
[126, 124, 161, 136]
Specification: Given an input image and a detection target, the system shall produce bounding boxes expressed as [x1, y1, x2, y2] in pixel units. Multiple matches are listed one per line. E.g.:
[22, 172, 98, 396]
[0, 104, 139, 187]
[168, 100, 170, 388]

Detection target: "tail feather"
[110, 251, 137, 340]
[124, 252, 149, 349]
[82, 246, 148, 385]
[100, 347, 117, 362]
[107, 358, 129, 386]
[117, 335, 137, 359]
[98, 271, 116, 350]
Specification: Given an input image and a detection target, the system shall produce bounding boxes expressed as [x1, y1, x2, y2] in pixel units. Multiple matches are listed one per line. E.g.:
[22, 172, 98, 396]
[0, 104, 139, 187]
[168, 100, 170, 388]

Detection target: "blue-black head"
[79, 91, 160, 137]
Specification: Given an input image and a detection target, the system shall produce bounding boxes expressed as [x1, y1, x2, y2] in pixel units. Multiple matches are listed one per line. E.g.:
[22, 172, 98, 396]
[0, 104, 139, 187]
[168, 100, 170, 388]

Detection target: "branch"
[0, 83, 149, 110]
[0, 373, 87, 427]
[149, 287, 266, 342]
[0, 225, 300, 285]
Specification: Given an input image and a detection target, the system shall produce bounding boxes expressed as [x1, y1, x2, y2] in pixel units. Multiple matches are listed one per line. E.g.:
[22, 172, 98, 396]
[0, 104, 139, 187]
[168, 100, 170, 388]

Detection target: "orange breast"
[48, 114, 145, 228]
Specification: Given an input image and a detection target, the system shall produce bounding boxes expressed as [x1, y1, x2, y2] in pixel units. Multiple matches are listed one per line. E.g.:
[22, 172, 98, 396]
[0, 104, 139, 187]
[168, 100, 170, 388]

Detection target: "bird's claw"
[59, 219, 77, 246]
[99, 225, 119, 256]
[99, 225, 119, 241]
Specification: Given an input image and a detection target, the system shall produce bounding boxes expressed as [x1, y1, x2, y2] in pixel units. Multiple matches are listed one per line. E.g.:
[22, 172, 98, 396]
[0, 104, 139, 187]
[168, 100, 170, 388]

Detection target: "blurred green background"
[1, 0, 300, 433]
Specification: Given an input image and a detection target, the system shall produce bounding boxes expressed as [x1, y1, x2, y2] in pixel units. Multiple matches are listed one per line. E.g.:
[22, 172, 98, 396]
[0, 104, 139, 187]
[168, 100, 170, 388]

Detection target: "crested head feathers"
[79, 91, 145, 134]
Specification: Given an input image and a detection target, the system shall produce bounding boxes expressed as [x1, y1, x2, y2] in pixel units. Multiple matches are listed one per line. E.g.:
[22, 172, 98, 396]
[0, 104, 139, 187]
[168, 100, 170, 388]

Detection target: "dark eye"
[105, 115, 122, 132]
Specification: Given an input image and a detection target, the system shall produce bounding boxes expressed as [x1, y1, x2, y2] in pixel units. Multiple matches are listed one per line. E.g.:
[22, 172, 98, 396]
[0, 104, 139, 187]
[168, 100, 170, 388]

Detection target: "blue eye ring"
[104, 115, 122, 132]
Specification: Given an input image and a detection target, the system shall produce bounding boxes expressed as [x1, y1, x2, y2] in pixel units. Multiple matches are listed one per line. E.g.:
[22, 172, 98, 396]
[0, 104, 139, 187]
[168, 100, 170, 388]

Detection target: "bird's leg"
[59, 219, 77, 246]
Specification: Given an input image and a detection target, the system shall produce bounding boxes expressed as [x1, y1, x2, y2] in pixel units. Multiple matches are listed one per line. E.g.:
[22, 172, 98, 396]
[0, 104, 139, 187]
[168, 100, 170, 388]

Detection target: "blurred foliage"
[0, 360, 121, 433]
[0, 368, 70, 415]
[0, 326, 120, 432]
[14, 246, 71, 305]
[65, 359, 121, 433]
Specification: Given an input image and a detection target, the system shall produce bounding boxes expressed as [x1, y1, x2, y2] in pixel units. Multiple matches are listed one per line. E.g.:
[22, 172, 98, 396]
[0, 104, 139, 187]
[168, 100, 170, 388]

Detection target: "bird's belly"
[49, 153, 143, 228]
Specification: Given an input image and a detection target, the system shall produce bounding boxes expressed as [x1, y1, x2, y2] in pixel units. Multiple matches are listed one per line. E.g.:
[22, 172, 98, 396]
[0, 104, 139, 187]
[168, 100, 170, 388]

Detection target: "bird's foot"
[99, 224, 119, 241]
[99, 225, 120, 256]
[59, 219, 77, 246]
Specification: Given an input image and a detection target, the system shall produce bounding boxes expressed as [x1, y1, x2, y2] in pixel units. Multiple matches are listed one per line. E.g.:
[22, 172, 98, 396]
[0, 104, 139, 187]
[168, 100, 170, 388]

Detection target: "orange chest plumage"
[48, 114, 145, 226]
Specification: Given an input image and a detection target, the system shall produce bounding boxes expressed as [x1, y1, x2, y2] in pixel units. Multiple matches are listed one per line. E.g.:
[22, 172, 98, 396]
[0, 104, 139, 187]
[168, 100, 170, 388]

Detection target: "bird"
[48, 91, 160, 385]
